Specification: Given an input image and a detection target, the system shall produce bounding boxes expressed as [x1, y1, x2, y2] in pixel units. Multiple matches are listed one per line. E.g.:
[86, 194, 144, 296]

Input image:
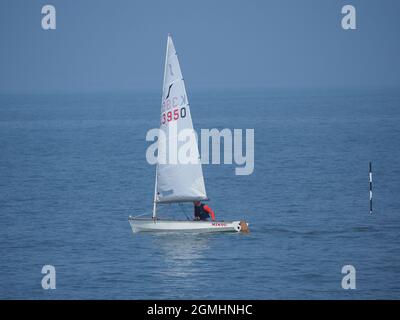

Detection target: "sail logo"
[161, 94, 187, 124]
[146, 124, 254, 175]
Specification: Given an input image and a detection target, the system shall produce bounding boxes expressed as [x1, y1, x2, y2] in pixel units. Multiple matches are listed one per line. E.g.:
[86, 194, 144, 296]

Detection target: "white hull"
[129, 217, 247, 233]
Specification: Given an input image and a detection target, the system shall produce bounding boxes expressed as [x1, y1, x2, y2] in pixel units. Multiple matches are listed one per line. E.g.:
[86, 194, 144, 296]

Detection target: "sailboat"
[129, 34, 249, 233]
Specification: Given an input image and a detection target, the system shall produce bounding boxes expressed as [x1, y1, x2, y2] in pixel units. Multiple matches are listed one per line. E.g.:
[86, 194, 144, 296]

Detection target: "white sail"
[155, 34, 207, 203]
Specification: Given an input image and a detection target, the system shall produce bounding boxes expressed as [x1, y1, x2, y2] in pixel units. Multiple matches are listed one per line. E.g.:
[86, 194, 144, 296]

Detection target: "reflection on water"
[152, 233, 211, 278]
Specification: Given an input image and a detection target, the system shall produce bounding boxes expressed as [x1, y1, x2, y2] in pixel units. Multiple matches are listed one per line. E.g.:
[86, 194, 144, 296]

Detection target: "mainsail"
[154, 34, 207, 205]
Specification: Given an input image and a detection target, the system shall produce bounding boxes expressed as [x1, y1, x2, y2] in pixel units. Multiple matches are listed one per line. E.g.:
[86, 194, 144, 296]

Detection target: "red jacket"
[202, 205, 215, 221]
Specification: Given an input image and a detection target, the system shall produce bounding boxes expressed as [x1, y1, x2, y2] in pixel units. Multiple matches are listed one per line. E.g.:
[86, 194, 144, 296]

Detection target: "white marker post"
[369, 162, 373, 214]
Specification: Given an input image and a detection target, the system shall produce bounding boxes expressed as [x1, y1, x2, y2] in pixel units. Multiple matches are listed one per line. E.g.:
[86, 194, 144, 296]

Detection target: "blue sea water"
[0, 87, 399, 299]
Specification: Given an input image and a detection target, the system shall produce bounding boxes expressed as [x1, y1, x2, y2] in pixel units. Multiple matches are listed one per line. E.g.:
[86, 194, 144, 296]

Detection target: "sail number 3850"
[161, 107, 186, 125]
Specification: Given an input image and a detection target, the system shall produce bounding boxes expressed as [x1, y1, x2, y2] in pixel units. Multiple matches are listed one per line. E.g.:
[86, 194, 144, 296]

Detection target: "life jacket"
[194, 204, 210, 220]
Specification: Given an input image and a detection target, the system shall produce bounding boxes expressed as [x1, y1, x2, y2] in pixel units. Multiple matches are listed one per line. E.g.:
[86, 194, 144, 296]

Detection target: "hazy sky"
[1, 0, 399, 93]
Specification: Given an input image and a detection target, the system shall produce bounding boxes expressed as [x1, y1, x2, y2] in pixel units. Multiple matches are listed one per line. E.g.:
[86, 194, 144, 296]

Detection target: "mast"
[153, 34, 171, 219]
[152, 165, 158, 219]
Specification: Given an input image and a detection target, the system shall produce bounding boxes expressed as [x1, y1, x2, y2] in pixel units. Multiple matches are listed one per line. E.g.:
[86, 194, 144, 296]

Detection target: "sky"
[0, 0, 399, 93]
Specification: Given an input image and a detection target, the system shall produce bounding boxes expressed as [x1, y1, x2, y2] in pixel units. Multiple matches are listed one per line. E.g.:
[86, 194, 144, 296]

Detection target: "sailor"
[193, 201, 216, 221]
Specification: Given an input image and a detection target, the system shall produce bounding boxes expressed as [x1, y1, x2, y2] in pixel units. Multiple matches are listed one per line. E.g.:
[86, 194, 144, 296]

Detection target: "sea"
[0, 87, 399, 299]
